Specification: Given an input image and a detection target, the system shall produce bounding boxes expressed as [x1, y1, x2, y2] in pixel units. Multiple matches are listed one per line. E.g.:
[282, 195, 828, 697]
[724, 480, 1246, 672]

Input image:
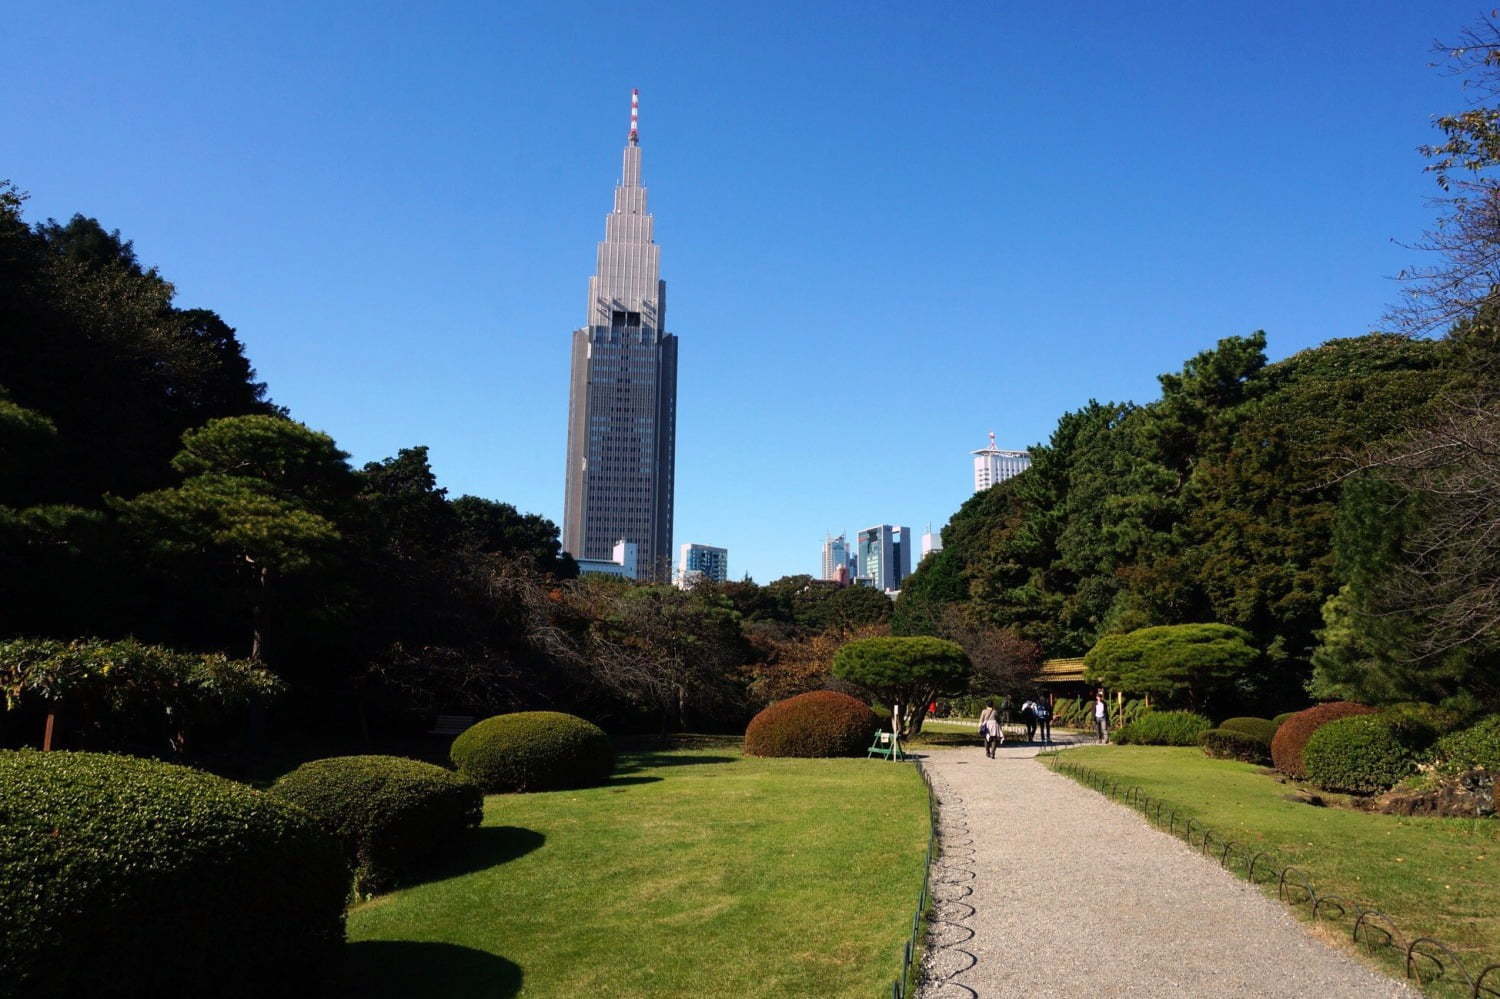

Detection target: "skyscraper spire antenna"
[629, 88, 639, 145]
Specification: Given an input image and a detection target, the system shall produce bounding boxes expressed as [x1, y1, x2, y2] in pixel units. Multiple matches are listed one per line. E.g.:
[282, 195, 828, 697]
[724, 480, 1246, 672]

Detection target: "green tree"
[115, 416, 352, 662]
[1084, 623, 1258, 711]
[831, 636, 970, 737]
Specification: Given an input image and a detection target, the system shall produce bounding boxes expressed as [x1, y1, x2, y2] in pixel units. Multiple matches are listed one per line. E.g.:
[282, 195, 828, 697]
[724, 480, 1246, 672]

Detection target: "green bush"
[1114, 710, 1212, 746]
[1270, 701, 1376, 778]
[1272, 711, 1297, 727]
[1381, 701, 1464, 736]
[450, 711, 614, 793]
[0, 751, 346, 999]
[1218, 716, 1279, 743]
[744, 691, 879, 758]
[270, 755, 482, 896]
[1432, 715, 1500, 774]
[1200, 727, 1272, 765]
[1303, 715, 1432, 794]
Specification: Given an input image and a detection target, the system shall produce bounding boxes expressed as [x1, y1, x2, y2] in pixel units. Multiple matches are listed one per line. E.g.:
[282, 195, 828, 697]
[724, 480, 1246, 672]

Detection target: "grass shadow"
[615, 753, 739, 773]
[419, 825, 545, 884]
[339, 940, 521, 998]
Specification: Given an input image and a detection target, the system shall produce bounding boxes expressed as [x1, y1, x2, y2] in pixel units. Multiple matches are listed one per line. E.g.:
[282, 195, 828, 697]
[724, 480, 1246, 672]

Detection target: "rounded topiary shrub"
[744, 690, 879, 758]
[1272, 711, 1298, 728]
[1271, 701, 1376, 778]
[1200, 727, 1272, 765]
[1433, 715, 1500, 774]
[1219, 716, 1279, 743]
[450, 711, 614, 793]
[270, 755, 482, 895]
[0, 750, 346, 999]
[1113, 710, 1212, 746]
[1303, 715, 1431, 794]
[1382, 701, 1464, 736]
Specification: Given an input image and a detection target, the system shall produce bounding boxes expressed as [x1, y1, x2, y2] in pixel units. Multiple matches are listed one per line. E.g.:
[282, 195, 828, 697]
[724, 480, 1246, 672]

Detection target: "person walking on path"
[1035, 695, 1052, 744]
[1093, 688, 1109, 743]
[978, 702, 1002, 758]
[1020, 698, 1038, 742]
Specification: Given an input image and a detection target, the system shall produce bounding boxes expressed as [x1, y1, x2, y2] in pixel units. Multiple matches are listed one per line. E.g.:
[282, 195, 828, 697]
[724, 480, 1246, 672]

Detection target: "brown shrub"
[743, 690, 879, 758]
[1270, 701, 1376, 777]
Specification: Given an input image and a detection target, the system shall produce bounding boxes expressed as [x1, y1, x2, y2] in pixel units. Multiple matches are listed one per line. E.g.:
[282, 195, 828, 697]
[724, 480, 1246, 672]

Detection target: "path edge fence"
[888, 757, 938, 999]
[1041, 752, 1500, 999]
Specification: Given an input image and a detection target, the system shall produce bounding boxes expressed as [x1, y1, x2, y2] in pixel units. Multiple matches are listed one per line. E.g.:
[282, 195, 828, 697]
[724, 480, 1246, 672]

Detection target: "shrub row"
[271, 755, 482, 895]
[1270, 701, 1376, 778]
[1200, 727, 1272, 764]
[1114, 710, 1212, 746]
[0, 751, 347, 999]
[1302, 714, 1436, 794]
[744, 690, 879, 758]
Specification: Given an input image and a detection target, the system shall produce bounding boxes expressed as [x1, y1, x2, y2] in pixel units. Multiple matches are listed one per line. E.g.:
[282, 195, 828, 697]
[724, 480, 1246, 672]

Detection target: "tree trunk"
[250, 564, 269, 662]
[42, 709, 57, 751]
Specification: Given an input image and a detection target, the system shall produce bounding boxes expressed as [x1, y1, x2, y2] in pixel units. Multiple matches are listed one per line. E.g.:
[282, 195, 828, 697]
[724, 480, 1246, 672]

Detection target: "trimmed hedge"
[1113, 710, 1212, 746]
[1303, 714, 1433, 794]
[1433, 715, 1500, 774]
[1270, 701, 1376, 778]
[1272, 711, 1297, 727]
[450, 711, 614, 793]
[1200, 727, 1272, 765]
[1218, 716, 1279, 743]
[270, 755, 482, 896]
[744, 691, 879, 758]
[0, 751, 346, 999]
[1382, 701, 1464, 736]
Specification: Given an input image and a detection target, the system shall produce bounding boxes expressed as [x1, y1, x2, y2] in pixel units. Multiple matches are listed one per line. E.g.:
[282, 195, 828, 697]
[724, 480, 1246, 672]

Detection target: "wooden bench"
[428, 714, 475, 737]
[867, 730, 905, 761]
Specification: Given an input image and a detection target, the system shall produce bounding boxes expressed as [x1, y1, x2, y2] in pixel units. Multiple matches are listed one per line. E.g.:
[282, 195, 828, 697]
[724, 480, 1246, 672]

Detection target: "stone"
[1366, 768, 1496, 818]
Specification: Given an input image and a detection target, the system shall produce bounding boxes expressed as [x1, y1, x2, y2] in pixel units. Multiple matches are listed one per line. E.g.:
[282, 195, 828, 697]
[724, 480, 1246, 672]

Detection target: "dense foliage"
[1303, 714, 1434, 794]
[1432, 715, 1500, 774]
[1200, 727, 1272, 765]
[831, 636, 971, 735]
[0, 750, 346, 999]
[450, 711, 614, 792]
[743, 690, 878, 758]
[1084, 623, 1258, 711]
[270, 755, 482, 895]
[1270, 701, 1377, 778]
[0, 637, 279, 752]
[1218, 716, 1280, 742]
[1112, 710, 1212, 746]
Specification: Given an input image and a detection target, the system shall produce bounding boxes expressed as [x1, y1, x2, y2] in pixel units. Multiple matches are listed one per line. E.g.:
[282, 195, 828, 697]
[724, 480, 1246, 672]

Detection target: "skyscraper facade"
[857, 524, 912, 592]
[563, 91, 679, 582]
[972, 431, 1031, 492]
[821, 533, 851, 581]
[676, 543, 728, 588]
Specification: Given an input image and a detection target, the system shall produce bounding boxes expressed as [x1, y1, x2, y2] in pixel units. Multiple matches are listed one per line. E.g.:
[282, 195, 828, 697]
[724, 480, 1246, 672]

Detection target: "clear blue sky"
[5, 0, 1484, 583]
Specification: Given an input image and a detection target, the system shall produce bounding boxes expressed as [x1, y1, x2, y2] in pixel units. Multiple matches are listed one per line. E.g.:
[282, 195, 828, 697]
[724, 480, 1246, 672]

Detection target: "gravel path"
[916, 740, 1416, 998]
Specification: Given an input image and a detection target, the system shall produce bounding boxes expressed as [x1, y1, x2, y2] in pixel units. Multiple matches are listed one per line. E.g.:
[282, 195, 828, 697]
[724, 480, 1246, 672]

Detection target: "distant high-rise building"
[857, 525, 912, 592]
[676, 543, 727, 588]
[921, 525, 942, 560]
[563, 90, 679, 582]
[972, 431, 1030, 492]
[821, 533, 851, 581]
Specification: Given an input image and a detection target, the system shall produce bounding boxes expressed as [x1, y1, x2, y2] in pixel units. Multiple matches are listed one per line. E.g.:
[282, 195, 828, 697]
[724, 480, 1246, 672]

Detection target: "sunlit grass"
[341, 742, 929, 998]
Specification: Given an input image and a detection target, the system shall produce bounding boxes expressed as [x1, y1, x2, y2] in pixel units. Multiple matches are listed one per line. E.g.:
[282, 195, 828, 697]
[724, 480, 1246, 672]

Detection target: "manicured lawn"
[341, 742, 930, 998]
[1052, 746, 1500, 995]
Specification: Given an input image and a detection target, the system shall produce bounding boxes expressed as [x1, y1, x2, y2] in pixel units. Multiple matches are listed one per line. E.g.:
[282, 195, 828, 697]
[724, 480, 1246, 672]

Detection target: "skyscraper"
[563, 91, 679, 582]
[857, 525, 912, 593]
[821, 533, 851, 581]
[972, 431, 1031, 492]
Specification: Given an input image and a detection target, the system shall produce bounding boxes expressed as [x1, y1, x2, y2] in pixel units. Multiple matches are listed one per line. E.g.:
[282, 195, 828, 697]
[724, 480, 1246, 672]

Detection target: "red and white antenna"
[988, 430, 997, 450]
[629, 88, 639, 144]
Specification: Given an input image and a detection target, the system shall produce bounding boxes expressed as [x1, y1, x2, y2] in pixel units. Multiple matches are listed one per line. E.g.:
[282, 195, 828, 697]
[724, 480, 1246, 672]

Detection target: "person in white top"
[978, 702, 1002, 758]
[1093, 689, 1109, 744]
